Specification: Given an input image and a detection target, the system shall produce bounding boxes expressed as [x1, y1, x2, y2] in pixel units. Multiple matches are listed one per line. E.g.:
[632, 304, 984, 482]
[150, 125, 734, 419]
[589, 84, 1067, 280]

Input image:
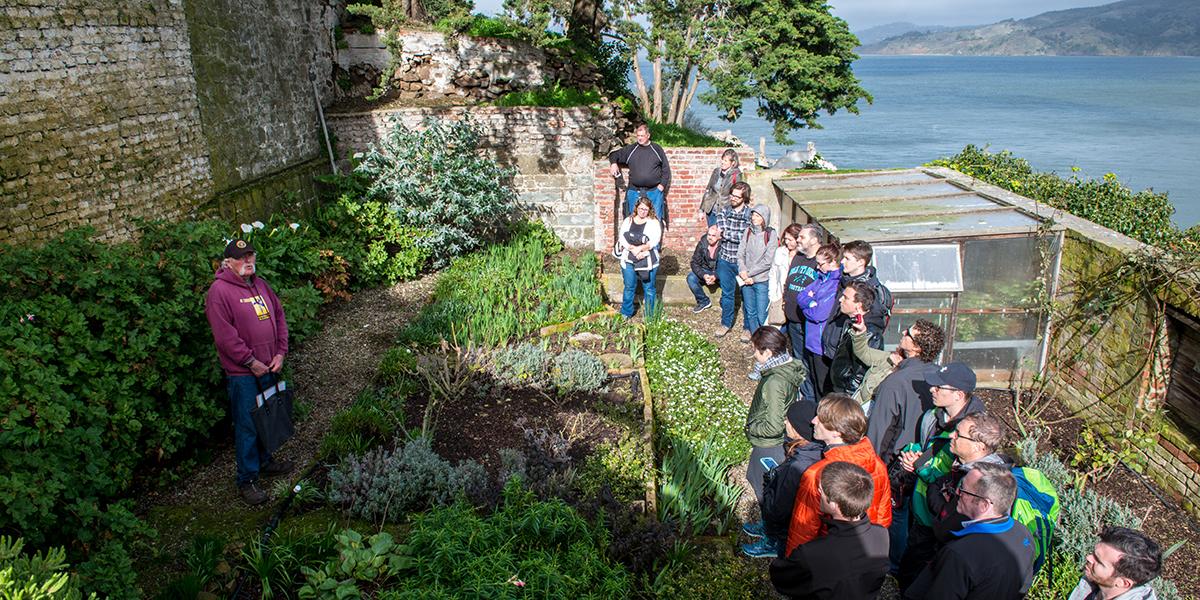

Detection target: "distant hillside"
[860, 0, 1200, 56]
[854, 22, 958, 46]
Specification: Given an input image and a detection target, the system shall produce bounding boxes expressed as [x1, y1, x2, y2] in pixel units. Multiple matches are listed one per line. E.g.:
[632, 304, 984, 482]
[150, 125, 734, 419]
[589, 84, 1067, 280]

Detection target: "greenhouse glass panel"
[874, 244, 963, 293]
[960, 237, 1049, 310]
[882, 312, 952, 356]
[953, 313, 1042, 383]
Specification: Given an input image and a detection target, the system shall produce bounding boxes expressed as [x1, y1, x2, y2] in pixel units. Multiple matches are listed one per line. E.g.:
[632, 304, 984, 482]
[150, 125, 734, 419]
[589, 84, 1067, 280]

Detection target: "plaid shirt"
[715, 204, 751, 263]
[759, 352, 793, 373]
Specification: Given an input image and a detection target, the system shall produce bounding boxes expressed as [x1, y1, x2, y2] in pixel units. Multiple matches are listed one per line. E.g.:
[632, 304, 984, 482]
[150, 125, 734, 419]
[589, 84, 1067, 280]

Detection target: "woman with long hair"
[617, 196, 662, 319]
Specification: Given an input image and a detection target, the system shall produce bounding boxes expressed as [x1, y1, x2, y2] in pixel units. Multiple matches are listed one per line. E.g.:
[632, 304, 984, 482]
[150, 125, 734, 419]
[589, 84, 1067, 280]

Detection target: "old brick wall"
[0, 0, 338, 244]
[593, 147, 758, 260]
[324, 105, 630, 248]
[1046, 230, 1200, 514]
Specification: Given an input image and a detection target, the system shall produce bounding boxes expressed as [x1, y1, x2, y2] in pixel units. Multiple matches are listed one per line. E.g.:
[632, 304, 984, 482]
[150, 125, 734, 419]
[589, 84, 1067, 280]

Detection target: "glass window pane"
[953, 313, 1041, 384]
[892, 294, 953, 311]
[874, 244, 963, 293]
[960, 237, 1051, 309]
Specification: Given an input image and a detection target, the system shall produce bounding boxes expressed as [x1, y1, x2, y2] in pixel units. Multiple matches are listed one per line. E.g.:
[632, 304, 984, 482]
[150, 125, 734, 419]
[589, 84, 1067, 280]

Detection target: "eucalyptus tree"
[609, 0, 872, 142]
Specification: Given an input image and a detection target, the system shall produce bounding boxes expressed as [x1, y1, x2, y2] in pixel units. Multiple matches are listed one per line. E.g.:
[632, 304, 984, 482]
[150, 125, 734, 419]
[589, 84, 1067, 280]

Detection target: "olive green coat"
[745, 358, 808, 447]
[849, 328, 895, 406]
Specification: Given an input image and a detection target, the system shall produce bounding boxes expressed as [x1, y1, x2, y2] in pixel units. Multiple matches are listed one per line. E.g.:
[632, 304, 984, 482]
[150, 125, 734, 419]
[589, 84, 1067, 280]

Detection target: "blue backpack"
[1010, 467, 1061, 575]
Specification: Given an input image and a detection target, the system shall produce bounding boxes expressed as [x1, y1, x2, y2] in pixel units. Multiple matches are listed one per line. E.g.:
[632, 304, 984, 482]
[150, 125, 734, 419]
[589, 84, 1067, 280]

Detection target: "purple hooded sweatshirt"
[799, 267, 842, 356]
[205, 267, 289, 376]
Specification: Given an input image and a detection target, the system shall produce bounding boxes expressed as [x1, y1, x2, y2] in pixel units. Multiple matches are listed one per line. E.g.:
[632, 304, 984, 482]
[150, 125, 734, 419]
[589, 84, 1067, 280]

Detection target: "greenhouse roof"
[774, 169, 1058, 243]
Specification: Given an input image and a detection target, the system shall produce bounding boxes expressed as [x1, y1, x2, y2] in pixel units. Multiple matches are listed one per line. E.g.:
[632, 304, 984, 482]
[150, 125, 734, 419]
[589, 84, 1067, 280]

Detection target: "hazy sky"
[471, 0, 1110, 31]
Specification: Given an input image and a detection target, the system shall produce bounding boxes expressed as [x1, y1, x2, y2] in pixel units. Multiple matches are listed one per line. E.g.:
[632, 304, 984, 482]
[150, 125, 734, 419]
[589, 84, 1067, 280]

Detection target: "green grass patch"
[495, 83, 602, 108]
[648, 121, 729, 148]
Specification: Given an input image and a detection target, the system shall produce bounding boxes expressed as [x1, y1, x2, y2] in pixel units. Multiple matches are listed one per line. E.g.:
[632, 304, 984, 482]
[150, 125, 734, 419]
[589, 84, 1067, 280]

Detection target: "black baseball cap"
[926, 362, 977, 393]
[224, 239, 255, 259]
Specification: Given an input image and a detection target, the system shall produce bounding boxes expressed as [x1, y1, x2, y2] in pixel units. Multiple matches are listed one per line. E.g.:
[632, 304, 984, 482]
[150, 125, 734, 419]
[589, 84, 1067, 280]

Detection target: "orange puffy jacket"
[785, 437, 893, 556]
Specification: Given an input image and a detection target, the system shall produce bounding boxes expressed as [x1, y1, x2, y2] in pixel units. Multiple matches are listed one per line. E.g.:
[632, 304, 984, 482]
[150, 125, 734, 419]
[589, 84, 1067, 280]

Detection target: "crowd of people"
[608, 125, 1168, 599]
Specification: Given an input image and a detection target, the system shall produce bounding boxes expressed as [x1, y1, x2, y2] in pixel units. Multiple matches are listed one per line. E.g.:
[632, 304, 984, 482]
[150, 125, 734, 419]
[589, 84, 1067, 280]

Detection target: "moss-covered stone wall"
[0, 0, 338, 244]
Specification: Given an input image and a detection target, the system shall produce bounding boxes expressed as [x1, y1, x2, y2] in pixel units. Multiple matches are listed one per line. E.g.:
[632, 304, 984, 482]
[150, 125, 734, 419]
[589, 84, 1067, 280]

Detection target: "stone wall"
[335, 29, 601, 103]
[0, 0, 338, 244]
[324, 105, 630, 247]
[593, 147, 758, 260]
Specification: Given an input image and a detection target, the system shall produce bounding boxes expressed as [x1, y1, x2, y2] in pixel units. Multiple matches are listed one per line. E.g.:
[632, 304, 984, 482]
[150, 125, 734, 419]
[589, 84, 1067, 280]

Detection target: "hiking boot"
[714, 326, 732, 338]
[741, 537, 780, 559]
[739, 330, 752, 344]
[239, 481, 268, 506]
[741, 520, 765, 538]
[692, 301, 712, 314]
[261, 459, 295, 478]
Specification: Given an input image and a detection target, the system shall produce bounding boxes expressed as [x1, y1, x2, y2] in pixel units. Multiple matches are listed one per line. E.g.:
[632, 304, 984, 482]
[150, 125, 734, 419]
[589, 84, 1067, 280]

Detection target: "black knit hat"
[786, 401, 817, 442]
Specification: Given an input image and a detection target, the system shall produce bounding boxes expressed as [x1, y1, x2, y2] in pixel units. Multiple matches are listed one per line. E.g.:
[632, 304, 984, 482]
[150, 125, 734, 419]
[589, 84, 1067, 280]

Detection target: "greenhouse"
[774, 168, 1065, 384]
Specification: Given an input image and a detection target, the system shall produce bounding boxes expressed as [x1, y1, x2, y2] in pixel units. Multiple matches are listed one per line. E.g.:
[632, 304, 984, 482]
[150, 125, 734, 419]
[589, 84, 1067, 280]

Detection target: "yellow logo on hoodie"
[240, 295, 271, 320]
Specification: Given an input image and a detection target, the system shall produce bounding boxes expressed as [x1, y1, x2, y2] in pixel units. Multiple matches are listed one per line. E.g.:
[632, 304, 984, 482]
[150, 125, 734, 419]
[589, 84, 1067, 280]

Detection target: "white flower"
[252, 221, 265, 229]
[289, 223, 300, 231]
[240, 223, 253, 233]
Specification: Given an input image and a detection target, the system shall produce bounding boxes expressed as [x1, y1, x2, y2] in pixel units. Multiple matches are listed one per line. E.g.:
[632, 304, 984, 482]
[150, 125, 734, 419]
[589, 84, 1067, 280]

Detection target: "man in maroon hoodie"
[205, 239, 294, 505]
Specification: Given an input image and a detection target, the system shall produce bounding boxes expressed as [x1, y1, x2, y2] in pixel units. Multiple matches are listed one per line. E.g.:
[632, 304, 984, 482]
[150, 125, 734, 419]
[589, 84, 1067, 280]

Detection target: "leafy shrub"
[552, 349, 608, 393]
[316, 193, 430, 287]
[298, 529, 409, 599]
[0, 536, 94, 599]
[383, 480, 631, 598]
[353, 118, 523, 267]
[644, 319, 749, 463]
[495, 83, 602, 108]
[929, 145, 1199, 253]
[576, 433, 650, 506]
[657, 434, 744, 537]
[328, 437, 488, 522]
[491, 342, 553, 388]
[318, 401, 395, 462]
[398, 222, 603, 346]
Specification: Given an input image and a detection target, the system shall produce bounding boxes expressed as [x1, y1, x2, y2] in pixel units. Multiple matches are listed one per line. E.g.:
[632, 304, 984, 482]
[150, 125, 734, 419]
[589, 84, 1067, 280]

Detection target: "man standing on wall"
[609, 123, 671, 224]
[205, 239, 294, 506]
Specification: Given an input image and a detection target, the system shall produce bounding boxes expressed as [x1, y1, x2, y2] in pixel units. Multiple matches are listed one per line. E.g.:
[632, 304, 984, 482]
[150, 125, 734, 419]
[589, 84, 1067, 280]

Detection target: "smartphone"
[854, 313, 864, 325]
[760, 456, 779, 471]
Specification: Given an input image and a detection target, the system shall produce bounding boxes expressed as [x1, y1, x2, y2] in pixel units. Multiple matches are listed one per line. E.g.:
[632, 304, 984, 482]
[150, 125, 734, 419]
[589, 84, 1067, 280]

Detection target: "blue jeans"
[741, 280, 769, 333]
[705, 212, 718, 227]
[621, 263, 658, 318]
[716, 259, 740, 328]
[686, 271, 715, 306]
[625, 187, 665, 224]
[889, 501, 911, 575]
[227, 372, 277, 485]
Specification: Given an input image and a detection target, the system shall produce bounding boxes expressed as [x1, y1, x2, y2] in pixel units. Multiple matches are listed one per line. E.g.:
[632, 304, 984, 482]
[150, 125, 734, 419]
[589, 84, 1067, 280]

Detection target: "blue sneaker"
[741, 537, 780, 559]
[741, 520, 764, 538]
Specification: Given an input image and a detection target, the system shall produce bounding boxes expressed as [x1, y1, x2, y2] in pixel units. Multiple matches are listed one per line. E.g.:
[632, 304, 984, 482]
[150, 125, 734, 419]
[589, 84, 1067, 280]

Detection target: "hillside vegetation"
[860, 0, 1200, 56]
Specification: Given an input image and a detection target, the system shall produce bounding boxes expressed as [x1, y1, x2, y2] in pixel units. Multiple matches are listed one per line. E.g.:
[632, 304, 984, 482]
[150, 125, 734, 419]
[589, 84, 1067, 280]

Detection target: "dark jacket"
[204, 267, 289, 376]
[784, 253, 819, 323]
[821, 266, 888, 356]
[608, 142, 671, 191]
[689, 234, 721, 279]
[904, 517, 1035, 600]
[700, 165, 741, 214]
[829, 322, 883, 396]
[746, 358, 808, 447]
[770, 517, 890, 600]
[865, 357, 936, 462]
[762, 441, 826, 541]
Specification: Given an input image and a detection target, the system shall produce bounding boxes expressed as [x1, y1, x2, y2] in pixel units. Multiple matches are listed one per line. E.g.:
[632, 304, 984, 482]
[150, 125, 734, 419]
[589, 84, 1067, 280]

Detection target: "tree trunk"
[631, 53, 652, 116]
[652, 51, 663, 121]
[677, 70, 700, 126]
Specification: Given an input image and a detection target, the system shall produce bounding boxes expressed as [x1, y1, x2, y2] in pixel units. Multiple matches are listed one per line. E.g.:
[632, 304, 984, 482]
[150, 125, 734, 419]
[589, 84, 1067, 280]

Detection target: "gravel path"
[142, 275, 437, 512]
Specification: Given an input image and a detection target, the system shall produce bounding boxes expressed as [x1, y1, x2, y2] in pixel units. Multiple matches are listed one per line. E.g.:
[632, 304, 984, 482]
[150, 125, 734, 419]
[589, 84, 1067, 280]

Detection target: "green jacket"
[745, 358, 808, 447]
[849, 329, 893, 405]
[911, 395, 987, 527]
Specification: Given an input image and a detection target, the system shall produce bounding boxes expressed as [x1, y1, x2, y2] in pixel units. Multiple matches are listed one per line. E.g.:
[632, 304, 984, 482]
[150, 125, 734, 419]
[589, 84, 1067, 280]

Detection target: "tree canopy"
[608, 0, 872, 142]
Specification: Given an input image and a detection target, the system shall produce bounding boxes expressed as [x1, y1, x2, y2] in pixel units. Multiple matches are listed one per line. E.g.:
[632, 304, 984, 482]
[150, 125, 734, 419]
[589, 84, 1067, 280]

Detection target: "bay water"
[685, 55, 1200, 228]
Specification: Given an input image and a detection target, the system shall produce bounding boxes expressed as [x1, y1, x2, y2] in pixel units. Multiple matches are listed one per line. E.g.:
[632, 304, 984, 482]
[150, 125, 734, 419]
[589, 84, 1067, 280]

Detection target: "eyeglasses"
[902, 327, 914, 338]
[955, 485, 991, 504]
[932, 385, 959, 393]
[951, 429, 979, 443]
[730, 193, 744, 199]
